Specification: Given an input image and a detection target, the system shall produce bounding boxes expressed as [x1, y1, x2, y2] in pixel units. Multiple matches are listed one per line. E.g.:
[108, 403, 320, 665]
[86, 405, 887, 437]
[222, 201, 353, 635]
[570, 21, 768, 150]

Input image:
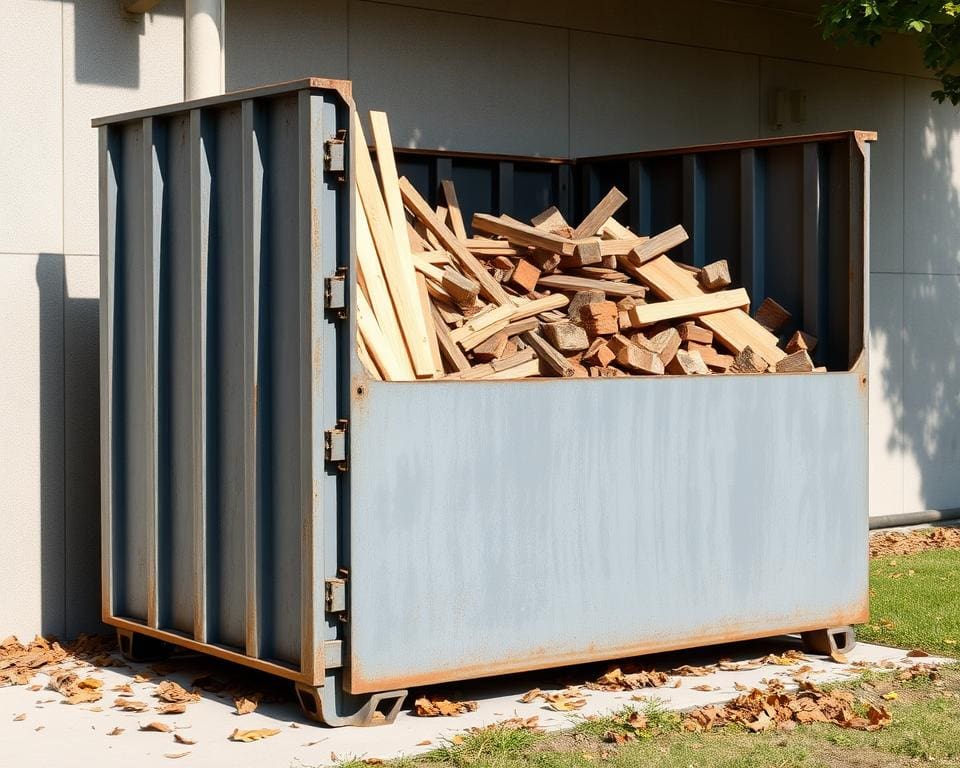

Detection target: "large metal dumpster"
[95, 78, 871, 726]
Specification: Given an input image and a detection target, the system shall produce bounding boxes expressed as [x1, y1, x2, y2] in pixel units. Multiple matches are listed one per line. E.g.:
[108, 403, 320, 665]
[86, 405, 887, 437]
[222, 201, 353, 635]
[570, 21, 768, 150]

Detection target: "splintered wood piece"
[472, 331, 510, 362]
[355, 200, 415, 380]
[755, 297, 792, 333]
[700, 260, 731, 290]
[627, 225, 689, 265]
[643, 327, 682, 366]
[615, 344, 665, 375]
[462, 238, 525, 256]
[583, 338, 615, 368]
[560, 240, 602, 268]
[501, 317, 540, 337]
[458, 318, 511, 351]
[430, 303, 471, 373]
[599, 216, 634, 240]
[449, 303, 516, 343]
[729, 346, 767, 374]
[566, 290, 606, 322]
[636, 255, 785, 364]
[538, 274, 645, 298]
[472, 213, 577, 256]
[678, 321, 713, 345]
[521, 331, 576, 377]
[491, 348, 536, 372]
[590, 366, 628, 377]
[509, 294, 569, 321]
[542, 322, 590, 353]
[786, 329, 818, 354]
[573, 187, 628, 239]
[528, 250, 562, 273]
[484, 357, 542, 379]
[356, 113, 434, 377]
[628, 289, 749, 328]
[356, 289, 408, 381]
[667, 349, 710, 375]
[580, 301, 619, 336]
[441, 267, 481, 307]
[415, 273, 444, 376]
[509, 259, 541, 294]
[399, 177, 512, 306]
[775, 350, 815, 373]
[698, 346, 734, 372]
[531, 206, 570, 232]
[606, 334, 633, 356]
[440, 180, 469, 240]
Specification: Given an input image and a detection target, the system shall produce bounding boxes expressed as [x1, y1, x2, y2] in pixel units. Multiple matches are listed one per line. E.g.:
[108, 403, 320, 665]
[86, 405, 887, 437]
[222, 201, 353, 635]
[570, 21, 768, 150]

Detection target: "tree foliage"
[820, 1, 960, 103]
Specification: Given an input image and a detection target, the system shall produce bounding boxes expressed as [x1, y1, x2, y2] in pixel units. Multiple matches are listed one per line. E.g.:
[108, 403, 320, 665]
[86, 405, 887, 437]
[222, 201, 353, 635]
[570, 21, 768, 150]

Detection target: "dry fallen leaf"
[132, 674, 153, 684]
[229, 728, 281, 742]
[413, 697, 478, 717]
[156, 702, 187, 715]
[65, 689, 102, 705]
[733, 682, 749, 691]
[140, 721, 173, 733]
[906, 649, 930, 658]
[882, 692, 898, 701]
[106, 727, 124, 736]
[234, 695, 260, 715]
[174, 734, 197, 745]
[362, 759, 384, 765]
[163, 752, 191, 760]
[112, 683, 134, 695]
[519, 688, 541, 703]
[13, 713, 25, 721]
[603, 730, 636, 745]
[154, 681, 200, 704]
[79, 678, 103, 690]
[830, 651, 849, 664]
[113, 698, 149, 712]
[542, 690, 587, 711]
[415, 739, 432, 746]
[692, 685, 720, 692]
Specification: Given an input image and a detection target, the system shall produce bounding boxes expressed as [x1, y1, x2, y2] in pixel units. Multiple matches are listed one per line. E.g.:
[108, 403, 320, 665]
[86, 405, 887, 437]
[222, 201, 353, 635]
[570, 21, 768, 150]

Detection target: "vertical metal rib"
[848, 135, 868, 368]
[802, 142, 824, 352]
[497, 161, 514, 215]
[556, 164, 573, 223]
[682, 154, 705, 266]
[241, 100, 261, 659]
[627, 159, 651, 235]
[298, 90, 317, 681]
[190, 108, 208, 644]
[143, 117, 160, 629]
[435, 157, 453, 192]
[739, 148, 764, 304]
[99, 125, 117, 621]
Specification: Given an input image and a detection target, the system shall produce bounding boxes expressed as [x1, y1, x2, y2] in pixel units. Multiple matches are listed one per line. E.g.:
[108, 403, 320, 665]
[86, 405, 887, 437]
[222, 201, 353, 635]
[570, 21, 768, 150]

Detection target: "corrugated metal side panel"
[100, 83, 350, 681]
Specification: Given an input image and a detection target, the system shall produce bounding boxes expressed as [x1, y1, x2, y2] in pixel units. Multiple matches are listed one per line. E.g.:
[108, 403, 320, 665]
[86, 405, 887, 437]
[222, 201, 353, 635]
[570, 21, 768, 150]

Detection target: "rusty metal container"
[96, 79, 872, 726]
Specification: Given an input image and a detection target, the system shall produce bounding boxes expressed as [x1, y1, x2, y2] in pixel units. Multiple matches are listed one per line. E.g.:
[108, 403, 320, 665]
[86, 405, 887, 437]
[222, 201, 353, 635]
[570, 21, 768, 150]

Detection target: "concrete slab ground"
[0, 636, 950, 768]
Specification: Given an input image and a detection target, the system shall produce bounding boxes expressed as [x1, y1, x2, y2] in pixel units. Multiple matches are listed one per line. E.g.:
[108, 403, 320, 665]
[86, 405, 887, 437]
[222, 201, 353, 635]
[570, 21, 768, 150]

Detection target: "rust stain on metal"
[346, 602, 870, 695]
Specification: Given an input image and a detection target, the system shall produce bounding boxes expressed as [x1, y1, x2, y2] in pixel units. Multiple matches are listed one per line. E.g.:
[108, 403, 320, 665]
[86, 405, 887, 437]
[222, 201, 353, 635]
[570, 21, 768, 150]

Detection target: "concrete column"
[185, 0, 225, 99]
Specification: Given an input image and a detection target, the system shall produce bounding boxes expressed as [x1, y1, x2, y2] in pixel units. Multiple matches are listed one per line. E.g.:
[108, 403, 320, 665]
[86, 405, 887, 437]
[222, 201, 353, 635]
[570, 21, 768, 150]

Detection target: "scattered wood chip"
[907, 649, 930, 658]
[106, 726, 124, 736]
[140, 721, 173, 733]
[13, 713, 25, 721]
[229, 728, 281, 742]
[163, 752, 191, 759]
[234, 695, 260, 715]
[174, 734, 197, 745]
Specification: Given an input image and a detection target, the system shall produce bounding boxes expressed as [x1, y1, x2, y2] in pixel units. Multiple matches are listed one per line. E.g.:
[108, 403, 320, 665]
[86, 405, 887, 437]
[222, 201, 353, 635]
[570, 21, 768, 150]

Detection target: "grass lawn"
[859, 548, 960, 656]
[335, 537, 960, 768]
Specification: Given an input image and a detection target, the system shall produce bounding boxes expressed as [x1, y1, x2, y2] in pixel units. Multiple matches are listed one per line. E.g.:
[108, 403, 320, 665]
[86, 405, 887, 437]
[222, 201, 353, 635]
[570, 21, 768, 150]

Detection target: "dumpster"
[95, 78, 871, 726]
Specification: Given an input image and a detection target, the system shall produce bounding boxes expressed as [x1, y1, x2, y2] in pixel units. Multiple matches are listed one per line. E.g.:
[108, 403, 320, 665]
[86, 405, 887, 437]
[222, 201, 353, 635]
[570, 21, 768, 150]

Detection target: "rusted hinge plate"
[325, 268, 347, 316]
[324, 420, 348, 468]
[324, 130, 346, 173]
[325, 577, 346, 614]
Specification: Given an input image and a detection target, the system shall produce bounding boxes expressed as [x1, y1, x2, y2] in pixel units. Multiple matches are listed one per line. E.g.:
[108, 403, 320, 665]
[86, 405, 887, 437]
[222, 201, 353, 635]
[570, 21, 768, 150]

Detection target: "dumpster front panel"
[346, 371, 868, 693]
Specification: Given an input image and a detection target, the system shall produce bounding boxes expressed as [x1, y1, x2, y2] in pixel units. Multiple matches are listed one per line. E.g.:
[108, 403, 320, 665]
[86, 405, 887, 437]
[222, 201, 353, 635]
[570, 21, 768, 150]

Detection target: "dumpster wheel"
[116, 628, 176, 663]
[295, 681, 407, 727]
[801, 626, 857, 657]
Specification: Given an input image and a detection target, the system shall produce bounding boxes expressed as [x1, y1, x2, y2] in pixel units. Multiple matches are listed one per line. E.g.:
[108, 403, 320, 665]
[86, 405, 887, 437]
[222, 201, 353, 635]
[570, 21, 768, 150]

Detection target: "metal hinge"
[325, 577, 346, 614]
[324, 419, 348, 470]
[325, 268, 347, 317]
[324, 130, 346, 173]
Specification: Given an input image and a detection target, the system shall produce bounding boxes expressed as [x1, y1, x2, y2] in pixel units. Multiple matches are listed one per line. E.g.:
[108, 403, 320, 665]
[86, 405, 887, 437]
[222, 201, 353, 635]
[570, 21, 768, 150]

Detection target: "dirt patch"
[870, 528, 960, 558]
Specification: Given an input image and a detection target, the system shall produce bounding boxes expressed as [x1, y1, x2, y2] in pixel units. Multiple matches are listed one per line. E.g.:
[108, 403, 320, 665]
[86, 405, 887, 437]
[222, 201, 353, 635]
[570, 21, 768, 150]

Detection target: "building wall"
[2, 0, 959, 638]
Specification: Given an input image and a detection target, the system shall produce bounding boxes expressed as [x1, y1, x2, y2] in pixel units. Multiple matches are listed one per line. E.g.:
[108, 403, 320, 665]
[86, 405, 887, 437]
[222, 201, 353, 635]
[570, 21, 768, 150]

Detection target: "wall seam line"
[900, 74, 907, 517]
[61, 0, 68, 637]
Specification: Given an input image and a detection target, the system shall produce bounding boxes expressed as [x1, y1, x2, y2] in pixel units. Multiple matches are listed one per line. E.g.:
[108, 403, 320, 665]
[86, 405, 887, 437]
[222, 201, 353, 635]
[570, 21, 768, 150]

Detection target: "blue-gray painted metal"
[98, 79, 871, 713]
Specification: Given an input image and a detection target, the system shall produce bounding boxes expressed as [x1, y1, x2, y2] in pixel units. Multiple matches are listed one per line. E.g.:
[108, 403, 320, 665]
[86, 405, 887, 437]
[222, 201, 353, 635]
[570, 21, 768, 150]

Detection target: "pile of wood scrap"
[354, 111, 823, 380]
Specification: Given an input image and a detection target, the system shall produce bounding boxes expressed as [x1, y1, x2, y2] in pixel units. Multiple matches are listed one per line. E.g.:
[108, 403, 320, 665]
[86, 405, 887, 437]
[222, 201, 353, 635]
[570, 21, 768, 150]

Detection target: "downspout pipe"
[869, 507, 960, 530]
[185, 0, 225, 100]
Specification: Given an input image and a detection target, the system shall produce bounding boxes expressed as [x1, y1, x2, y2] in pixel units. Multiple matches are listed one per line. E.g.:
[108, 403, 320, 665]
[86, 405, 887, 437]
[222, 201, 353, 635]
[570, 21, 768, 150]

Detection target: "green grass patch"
[859, 548, 960, 655]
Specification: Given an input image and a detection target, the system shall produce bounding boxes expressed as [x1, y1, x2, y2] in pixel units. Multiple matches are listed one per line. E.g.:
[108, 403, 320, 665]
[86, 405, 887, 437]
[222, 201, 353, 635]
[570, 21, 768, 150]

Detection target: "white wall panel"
[349, 0, 569, 156]
[904, 76, 960, 276]
[0, 1, 63, 255]
[868, 274, 904, 518]
[0, 254, 64, 639]
[760, 59, 904, 275]
[225, 0, 348, 91]
[62, 0, 184, 255]
[571, 32, 759, 155]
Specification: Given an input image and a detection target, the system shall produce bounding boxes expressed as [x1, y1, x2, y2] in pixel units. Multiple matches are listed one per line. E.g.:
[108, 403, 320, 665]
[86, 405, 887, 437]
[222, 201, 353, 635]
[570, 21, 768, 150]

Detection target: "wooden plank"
[627, 288, 750, 328]
[429, 302, 471, 373]
[356, 288, 409, 381]
[355, 196, 415, 379]
[459, 318, 511, 351]
[537, 274, 646, 298]
[501, 316, 539, 337]
[636, 255, 785, 364]
[700, 259, 731, 290]
[449, 303, 516, 343]
[775, 349, 814, 373]
[755, 296, 792, 333]
[531, 205, 570, 232]
[398, 177, 513, 306]
[521, 331, 576, 377]
[416, 272, 444, 376]
[355, 113, 434, 377]
[573, 187, 627, 239]
[440, 179, 469, 240]
[483, 357, 542, 379]
[626, 224, 689, 265]
[356, 334, 383, 381]
[472, 213, 577, 256]
[505, 294, 569, 321]
[599, 216, 634, 240]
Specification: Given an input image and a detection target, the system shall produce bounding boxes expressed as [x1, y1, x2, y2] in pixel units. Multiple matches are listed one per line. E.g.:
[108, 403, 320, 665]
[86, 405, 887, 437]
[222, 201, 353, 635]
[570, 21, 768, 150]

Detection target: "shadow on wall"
[36, 255, 103, 639]
[876, 107, 960, 512]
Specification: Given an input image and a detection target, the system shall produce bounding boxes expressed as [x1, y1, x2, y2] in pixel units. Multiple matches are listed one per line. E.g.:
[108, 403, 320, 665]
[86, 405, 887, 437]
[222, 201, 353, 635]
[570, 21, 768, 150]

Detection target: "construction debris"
[353, 111, 823, 381]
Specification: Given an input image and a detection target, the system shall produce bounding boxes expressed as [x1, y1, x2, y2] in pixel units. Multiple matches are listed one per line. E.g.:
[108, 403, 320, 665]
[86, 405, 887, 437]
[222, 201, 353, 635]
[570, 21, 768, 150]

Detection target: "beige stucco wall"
[2, 0, 959, 638]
